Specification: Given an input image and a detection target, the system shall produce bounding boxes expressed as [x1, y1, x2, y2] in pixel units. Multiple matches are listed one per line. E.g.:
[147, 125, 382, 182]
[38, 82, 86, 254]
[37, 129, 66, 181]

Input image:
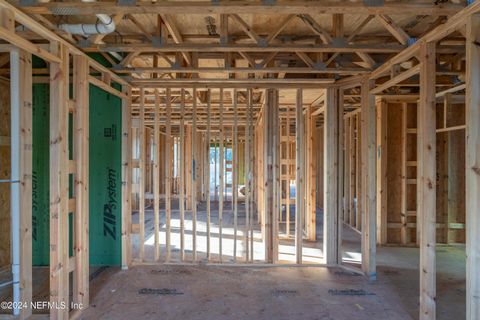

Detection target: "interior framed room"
[0, 1, 478, 319]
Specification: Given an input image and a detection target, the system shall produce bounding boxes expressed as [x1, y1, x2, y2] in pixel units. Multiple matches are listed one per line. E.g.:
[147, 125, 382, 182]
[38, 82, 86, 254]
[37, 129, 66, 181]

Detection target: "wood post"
[165, 88, 172, 261]
[73, 55, 89, 307]
[186, 124, 192, 211]
[324, 87, 340, 265]
[295, 89, 304, 264]
[361, 79, 377, 280]
[49, 42, 69, 320]
[337, 89, 344, 258]
[249, 89, 255, 260]
[219, 88, 224, 262]
[306, 105, 316, 241]
[121, 85, 132, 269]
[347, 118, 355, 227]
[356, 114, 362, 231]
[180, 89, 186, 261]
[233, 89, 238, 261]
[192, 88, 197, 261]
[139, 88, 146, 261]
[376, 98, 388, 245]
[245, 118, 250, 260]
[264, 89, 279, 263]
[418, 41, 437, 320]
[206, 89, 211, 260]
[466, 13, 480, 320]
[344, 117, 351, 226]
[153, 90, 160, 261]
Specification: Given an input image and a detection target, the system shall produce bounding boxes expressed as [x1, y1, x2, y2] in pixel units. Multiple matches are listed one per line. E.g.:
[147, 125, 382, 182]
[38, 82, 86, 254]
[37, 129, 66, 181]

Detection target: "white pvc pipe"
[58, 0, 116, 36]
[10, 49, 21, 317]
[59, 14, 115, 36]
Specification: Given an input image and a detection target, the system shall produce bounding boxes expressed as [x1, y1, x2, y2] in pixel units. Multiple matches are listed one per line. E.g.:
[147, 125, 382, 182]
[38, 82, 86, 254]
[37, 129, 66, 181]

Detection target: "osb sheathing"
[0, 79, 11, 268]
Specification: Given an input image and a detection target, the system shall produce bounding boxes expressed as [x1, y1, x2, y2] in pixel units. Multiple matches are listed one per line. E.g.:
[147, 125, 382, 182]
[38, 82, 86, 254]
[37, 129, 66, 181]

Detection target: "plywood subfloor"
[81, 264, 411, 320]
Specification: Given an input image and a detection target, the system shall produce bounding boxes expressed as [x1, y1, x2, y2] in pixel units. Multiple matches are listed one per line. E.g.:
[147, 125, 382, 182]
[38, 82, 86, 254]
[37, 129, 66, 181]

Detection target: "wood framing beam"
[22, 2, 463, 16]
[127, 14, 153, 41]
[121, 85, 132, 269]
[116, 66, 371, 75]
[418, 41, 436, 320]
[324, 87, 340, 265]
[229, 13, 263, 45]
[49, 42, 69, 320]
[298, 14, 332, 44]
[295, 52, 315, 68]
[465, 13, 480, 320]
[130, 78, 335, 89]
[72, 54, 89, 309]
[376, 14, 410, 45]
[370, 0, 480, 80]
[88, 76, 128, 99]
[119, 52, 140, 67]
[159, 14, 192, 65]
[360, 79, 376, 280]
[0, 25, 60, 63]
[84, 43, 405, 53]
[356, 52, 376, 69]
[370, 64, 421, 94]
[268, 14, 296, 44]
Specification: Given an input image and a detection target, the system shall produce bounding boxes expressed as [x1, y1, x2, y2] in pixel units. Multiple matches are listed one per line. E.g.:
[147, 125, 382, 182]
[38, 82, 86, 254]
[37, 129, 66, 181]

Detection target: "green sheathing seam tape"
[31, 83, 122, 266]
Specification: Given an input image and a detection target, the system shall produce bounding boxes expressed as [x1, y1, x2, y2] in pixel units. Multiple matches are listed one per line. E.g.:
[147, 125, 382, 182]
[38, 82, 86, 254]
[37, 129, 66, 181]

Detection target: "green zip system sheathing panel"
[32, 83, 122, 266]
[32, 84, 50, 266]
[89, 84, 122, 266]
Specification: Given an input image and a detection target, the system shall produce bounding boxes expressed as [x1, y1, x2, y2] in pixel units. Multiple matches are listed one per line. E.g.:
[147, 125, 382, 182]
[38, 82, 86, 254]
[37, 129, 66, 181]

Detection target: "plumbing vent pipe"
[57, 0, 116, 36]
[59, 14, 116, 36]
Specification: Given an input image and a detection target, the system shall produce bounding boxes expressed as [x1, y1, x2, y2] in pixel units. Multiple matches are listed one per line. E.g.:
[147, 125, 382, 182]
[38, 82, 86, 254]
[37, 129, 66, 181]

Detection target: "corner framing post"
[295, 89, 304, 264]
[466, 13, 480, 320]
[10, 46, 33, 319]
[73, 55, 89, 308]
[121, 84, 132, 269]
[418, 41, 437, 320]
[324, 88, 341, 265]
[361, 79, 377, 280]
[49, 42, 70, 320]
